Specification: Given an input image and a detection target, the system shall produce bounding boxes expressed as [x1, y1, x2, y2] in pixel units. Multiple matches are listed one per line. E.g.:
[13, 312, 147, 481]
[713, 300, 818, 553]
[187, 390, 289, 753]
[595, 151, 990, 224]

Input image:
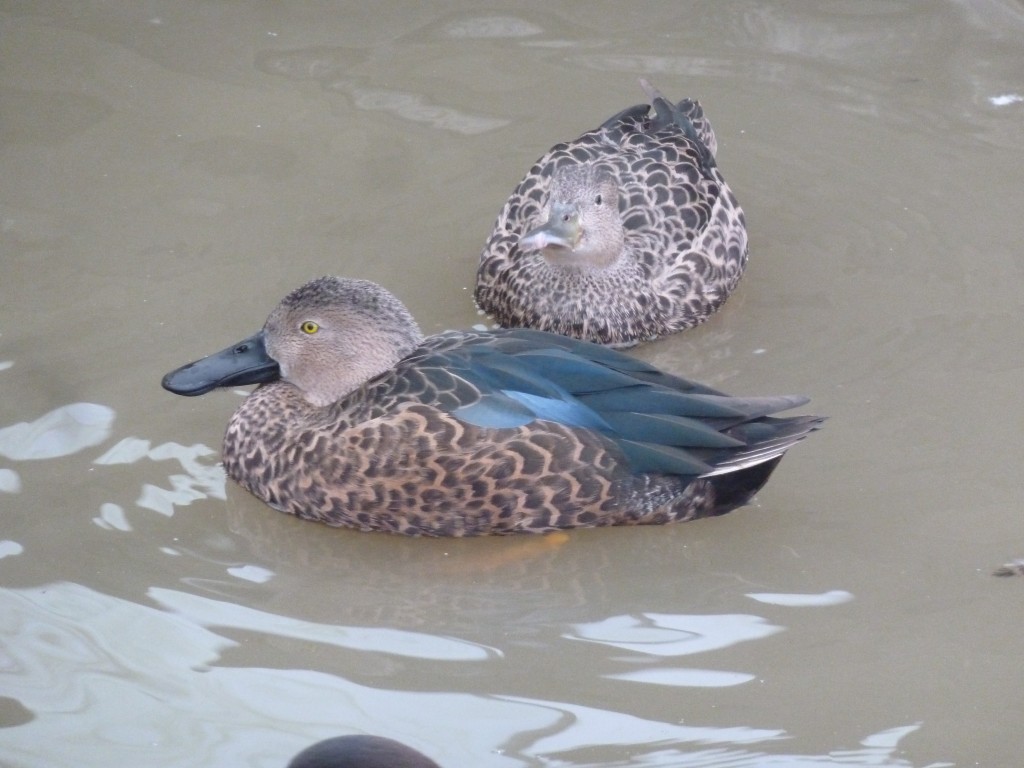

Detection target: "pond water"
[1, 2, 1022, 766]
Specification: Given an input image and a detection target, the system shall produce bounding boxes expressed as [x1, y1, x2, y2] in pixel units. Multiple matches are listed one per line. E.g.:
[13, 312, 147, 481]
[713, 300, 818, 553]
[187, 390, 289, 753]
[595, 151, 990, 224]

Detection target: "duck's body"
[163, 277, 820, 537]
[475, 80, 747, 348]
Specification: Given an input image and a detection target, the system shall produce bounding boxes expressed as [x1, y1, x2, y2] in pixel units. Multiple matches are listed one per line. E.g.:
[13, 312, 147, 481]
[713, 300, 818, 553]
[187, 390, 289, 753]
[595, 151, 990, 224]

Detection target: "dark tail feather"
[703, 415, 825, 478]
[708, 455, 784, 513]
[638, 78, 717, 174]
[704, 414, 824, 515]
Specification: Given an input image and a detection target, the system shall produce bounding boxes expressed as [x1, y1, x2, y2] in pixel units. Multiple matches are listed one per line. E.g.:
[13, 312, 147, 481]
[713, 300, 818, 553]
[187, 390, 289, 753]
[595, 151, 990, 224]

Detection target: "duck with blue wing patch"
[163, 276, 821, 536]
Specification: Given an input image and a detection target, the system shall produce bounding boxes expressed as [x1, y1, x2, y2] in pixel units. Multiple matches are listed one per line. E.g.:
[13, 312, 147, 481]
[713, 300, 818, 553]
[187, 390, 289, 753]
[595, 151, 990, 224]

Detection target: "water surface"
[2, 2, 1023, 766]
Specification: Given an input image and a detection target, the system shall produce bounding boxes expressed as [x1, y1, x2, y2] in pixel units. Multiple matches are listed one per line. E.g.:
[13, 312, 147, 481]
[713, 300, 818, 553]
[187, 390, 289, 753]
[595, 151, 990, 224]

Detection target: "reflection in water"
[253, 46, 360, 81]
[565, 613, 781, 690]
[254, 48, 509, 135]
[0, 467, 20, 493]
[0, 403, 114, 461]
[0, 540, 24, 559]
[570, 53, 739, 80]
[0, 583, 947, 768]
[746, 590, 854, 607]
[523, 711, 949, 767]
[568, 613, 783, 656]
[225, 564, 275, 584]
[93, 501, 132, 532]
[605, 667, 755, 688]
[442, 16, 542, 38]
[148, 587, 498, 662]
[334, 84, 510, 135]
[94, 437, 226, 517]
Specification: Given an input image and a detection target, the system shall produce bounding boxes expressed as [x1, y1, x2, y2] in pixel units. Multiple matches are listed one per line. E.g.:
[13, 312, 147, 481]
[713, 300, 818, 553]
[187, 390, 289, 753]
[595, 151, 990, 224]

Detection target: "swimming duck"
[288, 735, 440, 768]
[162, 276, 820, 536]
[475, 79, 747, 348]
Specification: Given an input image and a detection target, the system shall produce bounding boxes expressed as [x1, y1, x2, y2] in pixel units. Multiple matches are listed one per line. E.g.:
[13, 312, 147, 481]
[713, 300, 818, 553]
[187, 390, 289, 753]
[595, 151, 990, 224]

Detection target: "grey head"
[518, 165, 625, 269]
[263, 276, 424, 407]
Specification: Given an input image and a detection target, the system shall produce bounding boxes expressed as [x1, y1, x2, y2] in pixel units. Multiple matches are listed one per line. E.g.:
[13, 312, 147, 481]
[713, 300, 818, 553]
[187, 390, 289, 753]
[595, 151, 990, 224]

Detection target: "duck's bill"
[518, 216, 579, 253]
[161, 331, 280, 396]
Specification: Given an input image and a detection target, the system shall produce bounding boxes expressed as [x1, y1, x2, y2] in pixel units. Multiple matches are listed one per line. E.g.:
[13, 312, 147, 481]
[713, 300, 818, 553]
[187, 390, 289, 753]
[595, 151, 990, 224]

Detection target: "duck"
[162, 276, 821, 536]
[475, 79, 748, 348]
[287, 735, 440, 768]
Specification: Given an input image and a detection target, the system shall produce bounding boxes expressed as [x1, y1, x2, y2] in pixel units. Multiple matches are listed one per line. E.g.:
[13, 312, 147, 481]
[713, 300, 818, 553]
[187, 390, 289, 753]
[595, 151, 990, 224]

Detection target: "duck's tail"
[702, 414, 825, 512]
[704, 414, 825, 478]
[638, 78, 718, 173]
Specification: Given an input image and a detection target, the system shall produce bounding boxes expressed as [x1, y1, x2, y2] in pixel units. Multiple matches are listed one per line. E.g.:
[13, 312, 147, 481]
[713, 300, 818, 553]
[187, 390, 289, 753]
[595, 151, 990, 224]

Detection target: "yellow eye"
[300, 321, 319, 335]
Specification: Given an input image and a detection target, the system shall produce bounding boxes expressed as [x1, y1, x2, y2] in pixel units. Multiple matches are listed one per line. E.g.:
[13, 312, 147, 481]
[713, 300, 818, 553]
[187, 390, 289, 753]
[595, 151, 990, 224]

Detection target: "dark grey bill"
[162, 330, 280, 396]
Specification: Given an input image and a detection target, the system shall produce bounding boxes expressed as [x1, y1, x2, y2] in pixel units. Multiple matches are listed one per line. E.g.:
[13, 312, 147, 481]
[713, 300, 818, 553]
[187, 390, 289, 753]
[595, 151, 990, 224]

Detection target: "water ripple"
[0, 583, 953, 767]
[0, 540, 24, 559]
[746, 590, 854, 607]
[566, 613, 783, 656]
[0, 403, 114, 461]
[148, 587, 499, 662]
[0, 467, 21, 493]
[94, 438, 226, 517]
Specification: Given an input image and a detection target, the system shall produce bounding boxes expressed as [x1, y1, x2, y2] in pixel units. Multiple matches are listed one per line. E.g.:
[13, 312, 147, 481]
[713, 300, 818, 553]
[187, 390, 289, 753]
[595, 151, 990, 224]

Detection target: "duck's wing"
[388, 329, 819, 480]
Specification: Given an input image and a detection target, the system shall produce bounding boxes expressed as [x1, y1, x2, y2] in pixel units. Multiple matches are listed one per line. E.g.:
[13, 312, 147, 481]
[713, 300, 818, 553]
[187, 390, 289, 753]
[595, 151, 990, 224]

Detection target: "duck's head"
[518, 164, 624, 269]
[162, 277, 424, 407]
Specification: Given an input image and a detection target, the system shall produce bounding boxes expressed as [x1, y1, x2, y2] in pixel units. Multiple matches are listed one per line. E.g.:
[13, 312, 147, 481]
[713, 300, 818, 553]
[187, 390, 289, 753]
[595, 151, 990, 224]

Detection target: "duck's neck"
[536, 244, 637, 277]
[539, 231, 625, 269]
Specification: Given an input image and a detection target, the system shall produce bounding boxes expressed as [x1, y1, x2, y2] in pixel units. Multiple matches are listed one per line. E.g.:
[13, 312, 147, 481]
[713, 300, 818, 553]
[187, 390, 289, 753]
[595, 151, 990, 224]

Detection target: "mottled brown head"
[264, 276, 424, 407]
[519, 165, 625, 269]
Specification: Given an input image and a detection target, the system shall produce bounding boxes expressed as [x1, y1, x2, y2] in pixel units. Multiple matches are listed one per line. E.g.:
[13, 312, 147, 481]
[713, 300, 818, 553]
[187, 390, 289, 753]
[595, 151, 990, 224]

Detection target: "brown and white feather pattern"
[163, 277, 821, 537]
[221, 328, 818, 537]
[476, 84, 747, 347]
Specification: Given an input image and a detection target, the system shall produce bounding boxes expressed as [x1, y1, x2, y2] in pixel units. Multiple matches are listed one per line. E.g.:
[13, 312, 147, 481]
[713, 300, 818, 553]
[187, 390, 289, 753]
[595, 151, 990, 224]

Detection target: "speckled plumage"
[163, 277, 820, 537]
[475, 80, 748, 347]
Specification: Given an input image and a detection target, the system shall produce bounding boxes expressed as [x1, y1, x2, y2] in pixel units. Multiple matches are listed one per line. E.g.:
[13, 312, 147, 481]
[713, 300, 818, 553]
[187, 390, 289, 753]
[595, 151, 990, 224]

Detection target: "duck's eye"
[595, 194, 603, 205]
[300, 321, 319, 335]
